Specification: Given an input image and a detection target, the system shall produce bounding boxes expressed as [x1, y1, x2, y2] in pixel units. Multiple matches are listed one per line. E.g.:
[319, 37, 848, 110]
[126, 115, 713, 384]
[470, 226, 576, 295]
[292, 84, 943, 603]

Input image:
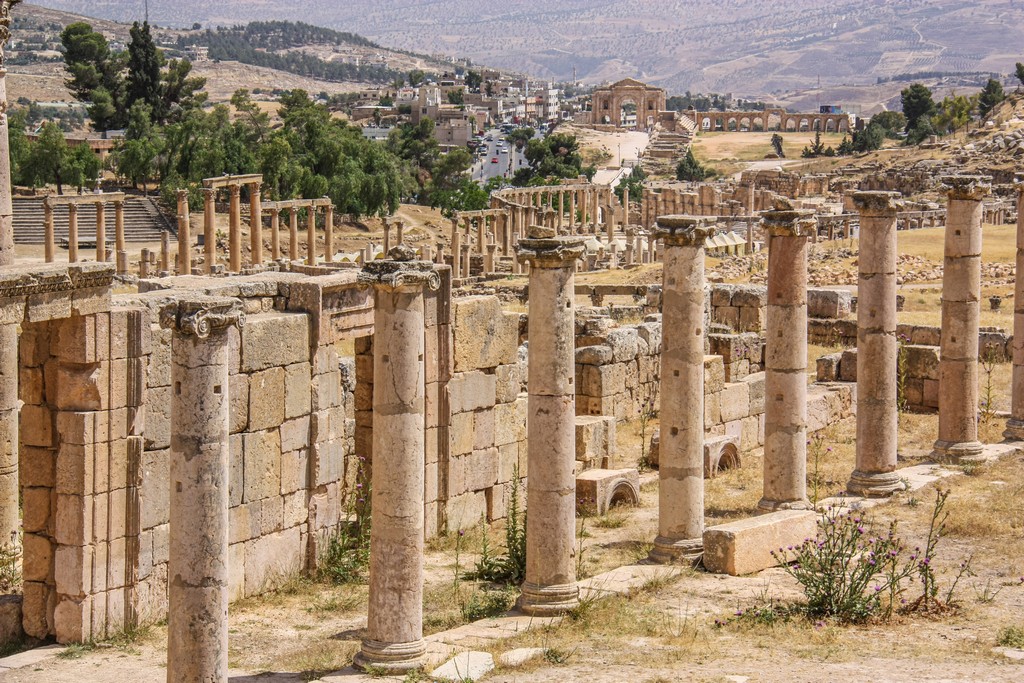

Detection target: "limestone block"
[605, 327, 639, 362]
[450, 411, 474, 457]
[816, 353, 843, 382]
[704, 390, 722, 426]
[582, 363, 626, 397]
[464, 447, 499, 492]
[739, 306, 765, 333]
[905, 344, 939, 381]
[241, 312, 310, 373]
[243, 526, 302, 596]
[705, 434, 741, 477]
[0, 594, 24, 646]
[839, 349, 858, 383]
[807, 289, 853, 320]
[449, 370, 497, 413]
[922, 378, 939, 408]
[248, 367, 286, 431]
[473, 409, 495, 451]
[284, 362, 312, 419]
[453, 296, 519, 372]
[495, 363, 521, 403]
[20, 447, 55, 489]
[575, 345, 612, 368]
[494, 396, 527, 447]
[575, 468, 640, 515]
[280, 416, 311, 453]
[140, 448, 170, 530]
[243, 430, 282, 503]
[636, 322, 662, 354]
[704, 356, 725, 395]
[703, 510, 817, 576]
[431, 651, 495, 682]
[497, 442, 519, 483]
[719, 382, 751, 423]
[711, 285, 735, 307]
[715, 306, 740, 329]
[910, 326, 941, 347]
[229, 373, 249, 434]
[575, 415, 616, 468]
[742, 372, 766, 415]
[22, 534, 52, 583]
[447, 490, 487, 530]
[20, 405, 54, 448]
[732, 285, 767, 308]
[54, 595, 90, 644]
[143, 385, 171, 450]
[260, 495, 284, 536]
[54, 493, 91, 546]
[55, 361, 107, 411]
[148, 326, 172, 388]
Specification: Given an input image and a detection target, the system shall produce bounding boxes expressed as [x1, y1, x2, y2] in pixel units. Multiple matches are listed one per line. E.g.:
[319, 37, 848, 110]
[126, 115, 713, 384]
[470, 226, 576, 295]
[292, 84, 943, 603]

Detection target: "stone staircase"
[640, 127, 694, 176]
[676, 112, 698, 134]
[12, 196, 175, 245]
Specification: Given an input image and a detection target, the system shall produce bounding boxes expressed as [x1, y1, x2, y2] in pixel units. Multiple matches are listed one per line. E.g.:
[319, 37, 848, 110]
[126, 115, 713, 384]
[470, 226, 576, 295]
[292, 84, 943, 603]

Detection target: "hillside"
[26, 0, 1024, 110]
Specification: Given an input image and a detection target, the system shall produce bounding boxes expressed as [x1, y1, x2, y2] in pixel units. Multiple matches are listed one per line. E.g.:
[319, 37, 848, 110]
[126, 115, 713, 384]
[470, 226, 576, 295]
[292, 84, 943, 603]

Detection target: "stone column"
[203, 189, 216, 274]
[176, 190, 190, 275]
[848, 192, 904, 496]
[140, 249, 150, 278]
[95, 201, 107, 263]
[114, 199, 125, 259]
[161, 297, 243, 683]
[485, 243, 497, 274]
[0, 4, 16, 266]
[650, 216, 713, 564]
[383, 222, 391, 255]
[43, 201, 54, 263]
[477, 219, 485, 255]
[450, 219, 461, 278]
[67, 203, 79, 263]
[269, 208, 280, 261]
[289, 207, 299, 262]
[249, 183, 262, 267]
[517, 226, 585, 616]
[324, 203, 334, 264]
[354, 247, 438, 673]
[934, 176, 990, 460]
[460, 243, 471, 278]
[0, 321, 18, 547]
[228, 185, 241, 273]
[1007, 181, 1024, 440]
[569, 191, 576, 230]
[395, 219, 404, 246]
[591, 189, 600, 234]
[557, 192, 564, 232]
[758, 207, 814, 511]
[622, 186, 630, 227]
[306, 206, 317, 266]
[160, 231, 171, 273]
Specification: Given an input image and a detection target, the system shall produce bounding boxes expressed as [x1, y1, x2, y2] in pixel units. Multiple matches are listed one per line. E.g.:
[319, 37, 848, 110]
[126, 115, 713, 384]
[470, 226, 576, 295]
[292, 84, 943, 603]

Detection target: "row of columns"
[42, 199, 126, 270]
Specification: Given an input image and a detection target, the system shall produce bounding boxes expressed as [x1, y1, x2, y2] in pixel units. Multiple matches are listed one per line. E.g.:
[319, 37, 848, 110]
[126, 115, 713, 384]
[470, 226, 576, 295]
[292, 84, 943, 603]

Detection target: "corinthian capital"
[160, 296, 244, 338]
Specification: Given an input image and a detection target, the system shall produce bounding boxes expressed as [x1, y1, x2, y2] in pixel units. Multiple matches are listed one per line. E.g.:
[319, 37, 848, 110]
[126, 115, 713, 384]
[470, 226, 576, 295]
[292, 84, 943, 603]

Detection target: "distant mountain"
[25, 0, 1024, 98]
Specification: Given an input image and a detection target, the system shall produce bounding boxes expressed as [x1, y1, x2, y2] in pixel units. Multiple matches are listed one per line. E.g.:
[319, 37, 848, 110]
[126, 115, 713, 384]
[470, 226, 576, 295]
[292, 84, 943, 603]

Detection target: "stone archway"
[589, 78, 666, 132]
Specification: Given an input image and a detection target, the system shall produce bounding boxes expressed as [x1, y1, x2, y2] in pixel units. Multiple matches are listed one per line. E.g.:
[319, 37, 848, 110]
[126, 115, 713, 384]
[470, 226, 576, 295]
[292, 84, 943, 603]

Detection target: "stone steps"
[12, 197, 175, 245]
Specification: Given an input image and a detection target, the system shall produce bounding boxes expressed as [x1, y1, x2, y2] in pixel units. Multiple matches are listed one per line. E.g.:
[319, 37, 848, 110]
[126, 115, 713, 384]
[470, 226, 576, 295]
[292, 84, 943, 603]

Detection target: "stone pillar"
[289, 207, 299, 262]
[67, 203, 79, 263]
[161, 297, 243, 683]
[517, 226, 585, 616]
[354, 247, 438, 673]
[43, 201, 54, 263]
[95, 201, 107, 263]
[140, 249, 150, 278]
[324, 203, 334, 264]
[0, 322, 18, 547]
[758, 207, 814, 511]
[269, 208, 280, 261]
[934, 176, 990, 460]
[176, 190, 190, 275]
[0, 5, 16, 266]
[203, 189, 216, 274]
[460, 243, 471, 279]
[395, 219, 404, 246]
[622, 186, 630, 227]
[650, 216, 713, 564]
[114, 199, 125, 260]
[249, 183, 262, 267]
[228, 184, 241, 273]
[160, 231, 171, 273]
[450, 219, 461, 278]
[1007, 181, 1024, 440]
[477, 219, 485, 255]
[306, 206, 317, 266]
[591, 189, 600, 234]
[383, 221, 391, 255]
[848, 192, 904, 496]
[557, 192, 564, 232]
[485, 243, 497, 274]
[569, 191, 577, 230]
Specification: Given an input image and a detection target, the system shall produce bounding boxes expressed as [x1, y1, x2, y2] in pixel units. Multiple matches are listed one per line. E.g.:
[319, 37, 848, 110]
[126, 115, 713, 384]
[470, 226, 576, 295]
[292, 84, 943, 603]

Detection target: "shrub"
[316, 458, 371, 584]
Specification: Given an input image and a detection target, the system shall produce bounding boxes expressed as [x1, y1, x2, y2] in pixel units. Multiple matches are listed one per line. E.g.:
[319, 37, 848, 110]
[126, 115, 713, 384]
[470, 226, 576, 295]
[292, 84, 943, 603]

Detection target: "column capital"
[359, 245, 440, 292]
[942, 175, 991, 201]
[761, 204, 815, 238]
[852, 191, 902, 216]
[176, 188, 189, 201]
[653, 215, 715, 247]
[517, 226, 586, 267]
[160, 296, 244, 338]
[228, 184, 241, 198]
[201, 187, 216, 199]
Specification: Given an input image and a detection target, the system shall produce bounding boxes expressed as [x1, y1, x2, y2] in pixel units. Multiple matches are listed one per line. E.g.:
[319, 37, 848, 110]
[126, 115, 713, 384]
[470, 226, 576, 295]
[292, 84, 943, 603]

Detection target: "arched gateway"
[590, 78, 667, 132]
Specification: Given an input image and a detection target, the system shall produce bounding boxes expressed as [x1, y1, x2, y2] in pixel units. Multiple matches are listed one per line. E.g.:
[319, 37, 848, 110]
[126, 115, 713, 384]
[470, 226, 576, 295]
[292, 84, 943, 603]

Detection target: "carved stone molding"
[159, 296, 244, 338]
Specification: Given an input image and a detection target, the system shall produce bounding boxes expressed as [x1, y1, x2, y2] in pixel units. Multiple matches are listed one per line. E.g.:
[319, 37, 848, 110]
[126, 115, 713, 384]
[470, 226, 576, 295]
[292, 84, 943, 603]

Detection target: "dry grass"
[690, 132, 849, 165]
[897, 223, 1018, 264]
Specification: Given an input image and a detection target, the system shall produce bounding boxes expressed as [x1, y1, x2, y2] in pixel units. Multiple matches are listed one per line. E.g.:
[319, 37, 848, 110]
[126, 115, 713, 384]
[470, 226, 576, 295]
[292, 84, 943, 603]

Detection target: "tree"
[978, 78, 1005, 119]
[7, 111, 30, 186]
[614, 166, 646, 204]
[161, 58, 207, 120]
[770, 133, 785, 158]
[24, 122, 71, 194]
[408, 69, 426, 87]
[127, 22, 164, 116]
[447, 89, 465, 106]
[871, 111, 906, 137]
[113, 102, 163, 194]
[851, 122, 885, 152]
[61, 22, 126, 130]
[931, 93, 975, 135]
[65, 144, 102, 194]
[901, 83, 936, 133]
[516, 133, 591, 186]
[507, 127, 534, 149]
[676, 148, 712, 181]
[465, 70, 483, 93]
[1017, 63, 1024, 90]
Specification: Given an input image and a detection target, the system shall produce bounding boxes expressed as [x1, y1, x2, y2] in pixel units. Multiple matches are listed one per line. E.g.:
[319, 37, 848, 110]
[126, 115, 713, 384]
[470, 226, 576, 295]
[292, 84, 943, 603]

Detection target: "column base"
[846, 470, 905, 498]
[756, 497, 812, 513]
[353, 638, 427, 674]
[1004, 418, 1024, 441]
[931, 439, 984, 462]
[518, 581, 579, 617]
[648, 536, 703, 566]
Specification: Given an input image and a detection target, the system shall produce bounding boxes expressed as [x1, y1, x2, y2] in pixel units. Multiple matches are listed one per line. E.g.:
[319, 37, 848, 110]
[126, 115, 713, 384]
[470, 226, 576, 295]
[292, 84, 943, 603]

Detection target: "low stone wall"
[809, 320, 1012, 363]
[817, 345, 940, 412]
[575, 316, 662, 422]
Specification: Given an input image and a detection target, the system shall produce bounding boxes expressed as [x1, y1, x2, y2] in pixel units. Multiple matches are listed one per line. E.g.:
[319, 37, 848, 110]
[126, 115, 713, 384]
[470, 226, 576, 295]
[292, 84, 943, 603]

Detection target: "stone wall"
[808, 319, 1012, 363]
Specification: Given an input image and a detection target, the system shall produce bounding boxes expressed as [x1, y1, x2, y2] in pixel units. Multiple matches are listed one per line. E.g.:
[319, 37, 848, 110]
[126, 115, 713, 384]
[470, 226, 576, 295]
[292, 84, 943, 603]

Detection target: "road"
[470, 128, 529, 184]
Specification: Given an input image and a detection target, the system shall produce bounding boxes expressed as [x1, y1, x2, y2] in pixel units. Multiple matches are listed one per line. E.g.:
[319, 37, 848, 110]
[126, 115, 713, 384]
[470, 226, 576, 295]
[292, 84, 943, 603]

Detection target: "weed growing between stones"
[464, 463, 527, 585]
[997, 625, 1024, 648]
[316, 457, 371, 584]
[0, 532, 21, 593]
[896, 333, 910, 415]
[768, 489, 973, 623]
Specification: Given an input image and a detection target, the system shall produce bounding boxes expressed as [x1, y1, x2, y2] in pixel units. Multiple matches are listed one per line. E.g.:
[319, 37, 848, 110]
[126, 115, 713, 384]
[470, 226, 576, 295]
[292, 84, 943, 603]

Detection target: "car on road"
[491, 157, 499, 164]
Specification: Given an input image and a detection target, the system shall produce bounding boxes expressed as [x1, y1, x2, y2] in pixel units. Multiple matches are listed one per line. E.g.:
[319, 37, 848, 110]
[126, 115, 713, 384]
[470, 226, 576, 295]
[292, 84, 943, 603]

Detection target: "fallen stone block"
[704, 435, 740, 477]
[498, 647, 546, 667]
[431, 651, 495, 682]
[703, 510, 817, 576]
[575, 415, 617, 468]
[576, 468, 640, 515]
